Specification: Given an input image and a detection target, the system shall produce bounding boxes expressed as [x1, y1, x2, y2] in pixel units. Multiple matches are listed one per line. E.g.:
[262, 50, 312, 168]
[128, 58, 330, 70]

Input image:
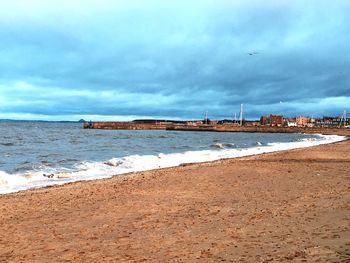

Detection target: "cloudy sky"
[0, 0, 349, 121]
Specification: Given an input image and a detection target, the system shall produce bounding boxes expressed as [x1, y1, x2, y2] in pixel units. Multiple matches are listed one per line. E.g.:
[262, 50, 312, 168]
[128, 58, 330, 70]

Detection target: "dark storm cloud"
[0, 0, 349, 120]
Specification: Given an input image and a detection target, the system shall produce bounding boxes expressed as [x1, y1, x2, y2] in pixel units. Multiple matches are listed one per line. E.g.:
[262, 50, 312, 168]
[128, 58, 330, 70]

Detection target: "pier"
[83, 121, 350, 136]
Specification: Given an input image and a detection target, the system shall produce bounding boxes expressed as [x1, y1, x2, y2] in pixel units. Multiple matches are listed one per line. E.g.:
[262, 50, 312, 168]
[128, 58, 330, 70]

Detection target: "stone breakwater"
[84, 121, 350, 136]
[84, 121, 167, 130]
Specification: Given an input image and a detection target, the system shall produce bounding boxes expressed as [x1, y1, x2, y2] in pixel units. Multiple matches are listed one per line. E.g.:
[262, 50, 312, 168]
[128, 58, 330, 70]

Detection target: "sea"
[0, 122, 346, 194]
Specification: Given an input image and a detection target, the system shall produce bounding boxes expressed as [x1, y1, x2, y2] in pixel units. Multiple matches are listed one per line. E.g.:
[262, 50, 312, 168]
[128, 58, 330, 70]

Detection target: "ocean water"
[0, 122, 346, 194]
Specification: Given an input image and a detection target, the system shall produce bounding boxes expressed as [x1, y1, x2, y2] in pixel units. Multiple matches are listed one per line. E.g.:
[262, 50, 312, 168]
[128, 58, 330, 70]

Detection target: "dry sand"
[0, 138, 349, 262]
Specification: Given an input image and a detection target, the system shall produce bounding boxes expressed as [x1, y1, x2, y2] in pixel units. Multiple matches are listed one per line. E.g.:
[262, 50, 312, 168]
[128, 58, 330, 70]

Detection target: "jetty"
[83, 121, 350, 136]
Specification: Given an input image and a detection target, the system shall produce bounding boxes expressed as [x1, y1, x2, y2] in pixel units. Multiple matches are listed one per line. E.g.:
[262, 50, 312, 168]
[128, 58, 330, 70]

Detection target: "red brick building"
[260, 116, 269, 125]
[270, 115, 284, 126]
[260, 115, 284, 126]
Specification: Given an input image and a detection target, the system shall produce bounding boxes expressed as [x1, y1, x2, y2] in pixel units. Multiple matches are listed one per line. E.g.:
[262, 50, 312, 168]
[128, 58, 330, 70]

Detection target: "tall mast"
[338, 110, 347, 128]
[343, 110, 347, 127]
[239, 104, 243, 126]
[234, 112, 237, 124]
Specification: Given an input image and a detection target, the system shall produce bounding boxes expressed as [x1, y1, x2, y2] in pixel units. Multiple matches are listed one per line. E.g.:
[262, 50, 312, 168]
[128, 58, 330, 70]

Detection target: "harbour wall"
[83, 121, 167, 130]
[83, 122, 350, 137]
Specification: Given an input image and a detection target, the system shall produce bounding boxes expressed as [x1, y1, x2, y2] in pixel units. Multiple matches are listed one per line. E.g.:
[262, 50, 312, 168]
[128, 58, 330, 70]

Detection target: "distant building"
[270, 115, 284, 126]
[260, 115, 284, 126]
[285, 118, 297, 127]
[260, 116, 269, 126]
[245, 120, 260, 126]
[217, 119, 233, 124]
[307, 117, 316, 127]
[315, 116, 350, 128]
[217, 119, 241, 125]
[185, 121, 202, 126]
[296, 116, 310, 127]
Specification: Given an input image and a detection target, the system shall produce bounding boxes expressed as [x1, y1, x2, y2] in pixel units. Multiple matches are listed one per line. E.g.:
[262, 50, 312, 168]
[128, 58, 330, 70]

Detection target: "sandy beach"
[0, 137, 349, 262]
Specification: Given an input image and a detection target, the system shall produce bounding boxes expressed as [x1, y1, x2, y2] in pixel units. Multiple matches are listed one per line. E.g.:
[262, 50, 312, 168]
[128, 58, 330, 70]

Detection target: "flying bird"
[248, 51, 259, 56]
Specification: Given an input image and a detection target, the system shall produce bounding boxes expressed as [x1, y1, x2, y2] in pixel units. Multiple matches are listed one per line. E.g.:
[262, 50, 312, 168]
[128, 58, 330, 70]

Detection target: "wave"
[0, 134, 346, 194]
[210, 143, 235, 149]
[1, 142, 15, 146]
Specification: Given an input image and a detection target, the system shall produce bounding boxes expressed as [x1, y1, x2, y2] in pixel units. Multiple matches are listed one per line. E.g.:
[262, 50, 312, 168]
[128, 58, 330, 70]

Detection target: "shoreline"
[0, 133, 346, 195]
[4, 135, 349, 197]
[0, 133, 347, 195]
[0, 134, 349, 262]
[7, 136, 349, 196]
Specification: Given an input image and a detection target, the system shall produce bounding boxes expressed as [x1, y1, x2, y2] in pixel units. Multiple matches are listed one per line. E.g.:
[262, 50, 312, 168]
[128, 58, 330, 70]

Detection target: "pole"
[239, 104, 243, 126]
[339, 110, 346, 128]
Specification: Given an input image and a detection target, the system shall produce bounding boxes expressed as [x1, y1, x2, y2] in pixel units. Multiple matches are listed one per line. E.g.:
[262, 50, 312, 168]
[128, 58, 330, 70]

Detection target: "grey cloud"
[0, 0, 349, 120]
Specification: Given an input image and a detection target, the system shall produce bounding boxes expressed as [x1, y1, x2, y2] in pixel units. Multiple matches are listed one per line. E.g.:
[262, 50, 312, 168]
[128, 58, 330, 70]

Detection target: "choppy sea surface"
[0, 122, 346, 194]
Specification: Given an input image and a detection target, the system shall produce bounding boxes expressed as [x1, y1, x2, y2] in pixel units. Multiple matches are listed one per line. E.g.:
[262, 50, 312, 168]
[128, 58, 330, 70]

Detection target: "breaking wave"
[210, 143, 235, 149]
[0, 134, 346, 194]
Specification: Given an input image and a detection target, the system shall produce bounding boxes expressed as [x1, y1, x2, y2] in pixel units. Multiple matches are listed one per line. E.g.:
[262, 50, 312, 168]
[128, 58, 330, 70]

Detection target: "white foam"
[0, 134, 346, 194]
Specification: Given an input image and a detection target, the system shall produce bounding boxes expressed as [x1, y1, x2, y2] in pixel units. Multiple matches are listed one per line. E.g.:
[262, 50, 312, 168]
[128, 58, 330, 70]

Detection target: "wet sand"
[0, 139, 349, 262]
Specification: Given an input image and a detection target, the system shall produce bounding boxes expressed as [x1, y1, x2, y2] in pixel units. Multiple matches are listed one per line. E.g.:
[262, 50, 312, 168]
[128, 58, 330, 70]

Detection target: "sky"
[0, 0, 349, 121]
